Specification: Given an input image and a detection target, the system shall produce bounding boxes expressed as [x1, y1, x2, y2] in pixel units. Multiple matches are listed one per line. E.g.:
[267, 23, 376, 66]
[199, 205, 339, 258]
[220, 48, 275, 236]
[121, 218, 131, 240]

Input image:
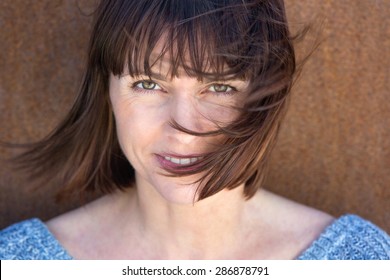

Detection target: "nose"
[167, 93, 205, 141]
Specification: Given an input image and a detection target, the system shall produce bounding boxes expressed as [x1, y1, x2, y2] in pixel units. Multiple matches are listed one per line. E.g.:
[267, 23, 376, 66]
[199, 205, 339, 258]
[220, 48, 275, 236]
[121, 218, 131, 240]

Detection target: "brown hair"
[12, 0, 298, 201]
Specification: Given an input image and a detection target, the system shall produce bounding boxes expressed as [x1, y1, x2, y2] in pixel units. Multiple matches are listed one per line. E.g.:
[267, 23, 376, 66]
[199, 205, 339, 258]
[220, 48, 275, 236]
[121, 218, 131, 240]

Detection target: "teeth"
[164, 156, 201, 165]
[180, 158, 191, 164]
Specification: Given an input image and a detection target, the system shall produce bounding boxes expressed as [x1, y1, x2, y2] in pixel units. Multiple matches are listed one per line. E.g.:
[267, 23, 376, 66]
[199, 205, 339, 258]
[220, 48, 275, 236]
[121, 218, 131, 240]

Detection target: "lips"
[156, 154, 204, 172]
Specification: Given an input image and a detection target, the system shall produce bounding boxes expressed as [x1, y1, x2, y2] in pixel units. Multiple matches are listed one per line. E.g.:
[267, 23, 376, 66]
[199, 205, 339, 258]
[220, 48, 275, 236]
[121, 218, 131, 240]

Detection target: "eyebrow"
[135, 71, 245, 84]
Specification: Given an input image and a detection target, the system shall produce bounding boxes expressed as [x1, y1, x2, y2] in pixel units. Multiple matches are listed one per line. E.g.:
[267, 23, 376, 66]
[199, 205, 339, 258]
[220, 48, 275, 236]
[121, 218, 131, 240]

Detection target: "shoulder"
[0, 219, 72, 260]
[298, 214, 390, 260]
[246, 190, 335, 259]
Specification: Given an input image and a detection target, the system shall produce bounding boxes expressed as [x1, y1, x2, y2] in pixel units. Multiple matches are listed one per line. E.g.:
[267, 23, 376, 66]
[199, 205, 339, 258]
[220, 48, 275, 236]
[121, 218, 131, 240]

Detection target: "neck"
[122, 179, 249, 259]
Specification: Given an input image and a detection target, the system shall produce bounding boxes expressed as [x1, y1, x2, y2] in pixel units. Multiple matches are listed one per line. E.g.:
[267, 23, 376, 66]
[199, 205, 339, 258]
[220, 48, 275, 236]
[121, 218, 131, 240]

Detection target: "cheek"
[112, 100, 165, 154]
[200, 103, 241, 125]
[112, 106, 154, 173]
[200, 93, 245, 126]
[114, 105, 148, 143]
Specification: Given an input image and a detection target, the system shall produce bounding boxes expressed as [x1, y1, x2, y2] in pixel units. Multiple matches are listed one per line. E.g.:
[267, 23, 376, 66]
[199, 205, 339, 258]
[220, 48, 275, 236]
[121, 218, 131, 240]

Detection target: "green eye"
[135, 81, 161, 90]
[210, 84, 233, 93]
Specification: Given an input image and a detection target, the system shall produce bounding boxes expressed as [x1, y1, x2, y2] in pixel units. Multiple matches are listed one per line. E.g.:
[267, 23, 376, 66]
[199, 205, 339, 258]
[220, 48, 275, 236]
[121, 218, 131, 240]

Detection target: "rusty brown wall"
[267, 0, 390, 231]
[0, 0, 96, 228]
[1, 1, 389, 232]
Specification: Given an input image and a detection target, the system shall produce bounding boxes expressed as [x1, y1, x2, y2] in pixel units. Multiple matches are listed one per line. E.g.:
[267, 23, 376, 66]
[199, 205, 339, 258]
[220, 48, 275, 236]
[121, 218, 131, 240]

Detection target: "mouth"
[156, 154, 204, 172]
[163, 155, 202, 165]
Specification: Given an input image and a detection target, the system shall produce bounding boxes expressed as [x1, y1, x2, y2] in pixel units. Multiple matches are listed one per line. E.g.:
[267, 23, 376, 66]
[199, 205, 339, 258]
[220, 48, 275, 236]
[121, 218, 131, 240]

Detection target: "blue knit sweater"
[0, 214, 389, 259]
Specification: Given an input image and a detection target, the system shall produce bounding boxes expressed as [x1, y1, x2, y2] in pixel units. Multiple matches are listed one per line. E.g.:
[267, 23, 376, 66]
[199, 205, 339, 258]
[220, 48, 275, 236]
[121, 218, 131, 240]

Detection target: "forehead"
[127, 35, 246, 82]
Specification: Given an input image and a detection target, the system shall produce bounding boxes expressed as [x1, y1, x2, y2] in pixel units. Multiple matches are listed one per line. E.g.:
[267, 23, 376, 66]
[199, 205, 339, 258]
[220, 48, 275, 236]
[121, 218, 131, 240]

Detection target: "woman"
[0, 0, 389, 260]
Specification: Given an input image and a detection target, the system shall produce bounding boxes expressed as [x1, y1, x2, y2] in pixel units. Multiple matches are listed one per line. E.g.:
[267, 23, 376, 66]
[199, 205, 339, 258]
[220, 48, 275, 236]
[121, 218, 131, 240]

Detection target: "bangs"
[91, 0, 291, 82]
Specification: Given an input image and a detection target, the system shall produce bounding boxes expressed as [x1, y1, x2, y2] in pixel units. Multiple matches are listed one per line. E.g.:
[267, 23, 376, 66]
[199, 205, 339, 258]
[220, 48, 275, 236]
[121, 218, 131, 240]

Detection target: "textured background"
[0, 0, 389, 232]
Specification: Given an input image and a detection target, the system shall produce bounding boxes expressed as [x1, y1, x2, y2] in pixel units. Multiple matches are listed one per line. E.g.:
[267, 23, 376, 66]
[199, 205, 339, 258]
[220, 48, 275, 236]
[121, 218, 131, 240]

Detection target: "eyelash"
[209, 84, 237, 95]
[131, 80, 163, 94]
[130, 80, 237, 95]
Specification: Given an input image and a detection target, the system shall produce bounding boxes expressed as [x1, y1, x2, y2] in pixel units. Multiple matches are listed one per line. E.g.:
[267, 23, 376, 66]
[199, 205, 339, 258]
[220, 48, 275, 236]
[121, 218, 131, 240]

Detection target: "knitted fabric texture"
[0, 219, 71, 260]
[0, 214, 389, 260]
[298, 215, 390, 259]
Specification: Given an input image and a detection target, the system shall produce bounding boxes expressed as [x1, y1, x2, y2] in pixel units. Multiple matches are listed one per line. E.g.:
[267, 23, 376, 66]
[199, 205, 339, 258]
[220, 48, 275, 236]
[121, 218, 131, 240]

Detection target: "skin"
[46, 46, 334, 259]
[110, 63, 248, 204]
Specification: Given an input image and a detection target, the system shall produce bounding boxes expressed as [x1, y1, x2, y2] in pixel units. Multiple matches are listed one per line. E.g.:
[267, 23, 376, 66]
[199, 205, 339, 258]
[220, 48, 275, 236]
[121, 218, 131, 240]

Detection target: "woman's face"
[109, 58, 247, 204]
